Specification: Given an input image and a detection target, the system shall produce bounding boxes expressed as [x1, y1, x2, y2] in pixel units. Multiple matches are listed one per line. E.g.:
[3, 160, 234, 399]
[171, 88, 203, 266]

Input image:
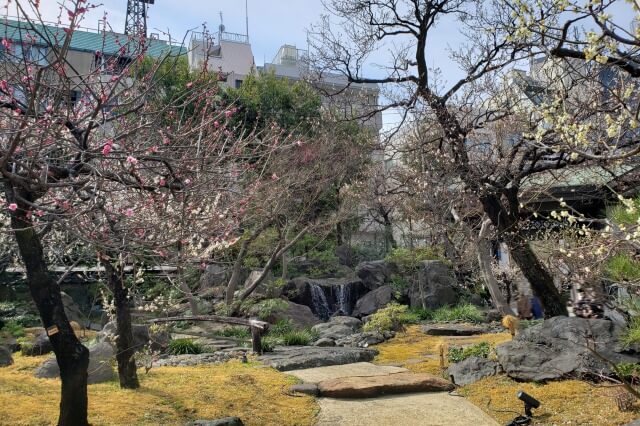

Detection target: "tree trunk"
[101, 258, 139, 389]
[479, 194, 567, 317]
[477, 220, 515, 316]
[8, 199, 89, 426]
[508, 241, 567, 317]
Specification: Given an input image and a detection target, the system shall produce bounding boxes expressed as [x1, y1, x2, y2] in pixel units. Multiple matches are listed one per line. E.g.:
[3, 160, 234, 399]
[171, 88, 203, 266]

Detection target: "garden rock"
[98, 321, 170, 352]
[187, 417, 244, 426]
[496, 316, 640, 381]
[317, 372, 454, 398]
[35, 342, 116, 384]
[352, 285, 394, 317]
[422, 324, 487, 336]
[314, 338, 336, 347]
[355, 260, 396, 290]
[153, 352, 233, 367]
[447, 356, 500, 386]
[312, 316, 362, 340]
[289, 383, 320, 396]
[267, 300, 321, 329]
[61, 291, 85, 326]
[258, 346, 377, 371]
[410, 260, 458, 309]
[21, 331, 53, 356]
[0, 346, 13, 367]
[199, 264, 230, 289]
[335, 331, 394, 348]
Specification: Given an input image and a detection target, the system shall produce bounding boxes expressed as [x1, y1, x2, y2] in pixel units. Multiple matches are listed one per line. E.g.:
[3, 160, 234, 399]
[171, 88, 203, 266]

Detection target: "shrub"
[430, 304, 483, 323]
[167, 338, 204, 355]
[409, 307, 433, 321]
[250, 298, 288, 321]
[621, 317, 640, 348]
[214, 326, 251, 339]
[269, 319, 294, 336]
[363, 302, 411, 333]
[3, 320, 26, 338]
[615, 362, 640, 383]
[447, 341, 491, 363]
[608, 197, 640, 225]
[606, 254, 640, 283]
[280, 330, 314, 346]
[260, 336, 279, 353]
[385, 247, 445, 272]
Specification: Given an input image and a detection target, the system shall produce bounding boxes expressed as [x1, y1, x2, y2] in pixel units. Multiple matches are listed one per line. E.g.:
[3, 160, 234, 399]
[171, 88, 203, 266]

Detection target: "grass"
[279, 330, 314, 346]
[0, 354, 317, 426]
[213, 326, 251, 339]
[607, 254, 640, 282]
[447, 341, 491, 363]
[363, 302, 412, 333]
[430, 303, 484, 323]
[371, 325, 637, 425]
[167, 339, 204, 355]
[622, 317, 640, 348]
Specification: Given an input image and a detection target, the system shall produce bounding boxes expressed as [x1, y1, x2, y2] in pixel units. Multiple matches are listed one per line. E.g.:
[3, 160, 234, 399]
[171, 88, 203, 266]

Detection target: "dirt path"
[288, 362, 498, 426]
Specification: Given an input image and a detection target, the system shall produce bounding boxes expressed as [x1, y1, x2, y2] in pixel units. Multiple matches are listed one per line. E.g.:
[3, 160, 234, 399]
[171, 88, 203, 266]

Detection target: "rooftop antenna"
[125, 0, 154, 38]
[245, 0, 249, 41]
[219, 11, 225, 34]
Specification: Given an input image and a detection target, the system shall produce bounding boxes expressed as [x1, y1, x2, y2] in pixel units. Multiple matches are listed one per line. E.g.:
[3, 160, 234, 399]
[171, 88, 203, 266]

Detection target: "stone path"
[288, 362, 498, 426]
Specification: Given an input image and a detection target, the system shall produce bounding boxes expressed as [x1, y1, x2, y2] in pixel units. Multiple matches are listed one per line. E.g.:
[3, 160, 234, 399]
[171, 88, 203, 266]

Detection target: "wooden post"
[250, 319, 268, 355]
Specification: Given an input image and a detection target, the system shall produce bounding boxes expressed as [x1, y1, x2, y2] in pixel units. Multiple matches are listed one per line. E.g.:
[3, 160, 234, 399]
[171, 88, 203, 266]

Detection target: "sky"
[19, 0, 327, 66]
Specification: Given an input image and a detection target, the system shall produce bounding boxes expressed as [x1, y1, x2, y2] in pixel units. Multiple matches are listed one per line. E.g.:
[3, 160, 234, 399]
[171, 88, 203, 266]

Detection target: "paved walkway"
[288, 362, 498, 426]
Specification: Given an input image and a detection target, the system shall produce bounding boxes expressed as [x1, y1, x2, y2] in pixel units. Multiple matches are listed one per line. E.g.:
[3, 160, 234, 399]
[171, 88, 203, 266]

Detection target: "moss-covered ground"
[0, 354, 317, 426]
[373, 325, 639, 425]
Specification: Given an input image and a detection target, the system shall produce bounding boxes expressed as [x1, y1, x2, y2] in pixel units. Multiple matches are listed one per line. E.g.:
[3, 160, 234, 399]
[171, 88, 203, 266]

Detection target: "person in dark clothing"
[530, 296, 544, 319]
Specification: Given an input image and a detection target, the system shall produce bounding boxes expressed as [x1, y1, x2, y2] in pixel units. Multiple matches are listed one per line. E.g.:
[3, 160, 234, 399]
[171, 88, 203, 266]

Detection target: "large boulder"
[317, 372, 454, 398]
[410, 260, 458, 309]
[21, 331, 53, 356]
[0, 346, 13, 367]
[258, 346, 378, 371]
[35, 342, 116, 384]
[447, 356, 500, 386]
[355, 261, 396, 290]
[264, 300, 321, 329]
[97, 321, 170, 352]
[352, 285, 394, 318]
[496, 316, 640, 381]
[312, 316, 362, 341]
[61, 291, 85, 326]
[199, 264, 231, 289]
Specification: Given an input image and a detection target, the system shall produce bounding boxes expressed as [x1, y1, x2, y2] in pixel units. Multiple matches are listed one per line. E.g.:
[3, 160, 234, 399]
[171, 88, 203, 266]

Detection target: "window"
[235, 79, 243, 88]
[93, 52, 132, 75]
[0, 43, 48, 66]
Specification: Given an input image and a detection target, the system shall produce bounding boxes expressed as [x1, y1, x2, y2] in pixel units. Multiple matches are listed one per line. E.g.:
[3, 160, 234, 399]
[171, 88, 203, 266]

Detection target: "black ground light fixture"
[506, 391, 541, 426]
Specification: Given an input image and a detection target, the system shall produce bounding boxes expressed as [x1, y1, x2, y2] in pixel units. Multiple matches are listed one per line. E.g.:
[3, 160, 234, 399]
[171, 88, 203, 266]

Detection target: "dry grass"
[0, 354, 317, 426]
[373, 325, 637, 425]
[462, 376, 638, 425]
[374, 325, 512, 375]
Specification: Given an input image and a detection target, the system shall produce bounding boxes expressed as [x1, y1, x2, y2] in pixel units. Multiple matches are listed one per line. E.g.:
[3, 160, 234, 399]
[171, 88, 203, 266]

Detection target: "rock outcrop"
[258, 346, 378, 371]
[352, 285, 394, 318]
[496, 316, 640, 381]
[447, 356, 500, 386]
[410, 260, 458, 309]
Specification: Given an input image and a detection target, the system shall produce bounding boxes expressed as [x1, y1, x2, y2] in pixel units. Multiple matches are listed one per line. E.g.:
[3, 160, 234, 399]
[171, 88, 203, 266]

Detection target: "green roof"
[0, 18, 184, 58]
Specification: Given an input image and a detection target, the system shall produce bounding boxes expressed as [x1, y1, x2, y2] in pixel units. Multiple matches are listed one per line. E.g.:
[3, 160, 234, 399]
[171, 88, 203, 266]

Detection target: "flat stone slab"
[317, 372, 454, 398]
[289, 362, 407, 383]
[422, 324, 487, 336]
[258, 346, 377, 371]
[316, 393, 499, 426]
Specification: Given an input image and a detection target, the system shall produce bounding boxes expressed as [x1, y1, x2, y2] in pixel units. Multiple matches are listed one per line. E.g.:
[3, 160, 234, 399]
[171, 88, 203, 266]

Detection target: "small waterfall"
[336, 284, 350, 316]
[310, 284, 331, 320]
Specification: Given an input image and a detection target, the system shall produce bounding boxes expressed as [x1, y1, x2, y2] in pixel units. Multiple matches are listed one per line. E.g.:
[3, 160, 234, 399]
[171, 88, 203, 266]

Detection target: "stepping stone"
[317, 372, 454, 398]
[289, 362, 407, 383]
[422, 324, 487, 336]
[315, 393, 499, 426]
[258, 346, 377, 371]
